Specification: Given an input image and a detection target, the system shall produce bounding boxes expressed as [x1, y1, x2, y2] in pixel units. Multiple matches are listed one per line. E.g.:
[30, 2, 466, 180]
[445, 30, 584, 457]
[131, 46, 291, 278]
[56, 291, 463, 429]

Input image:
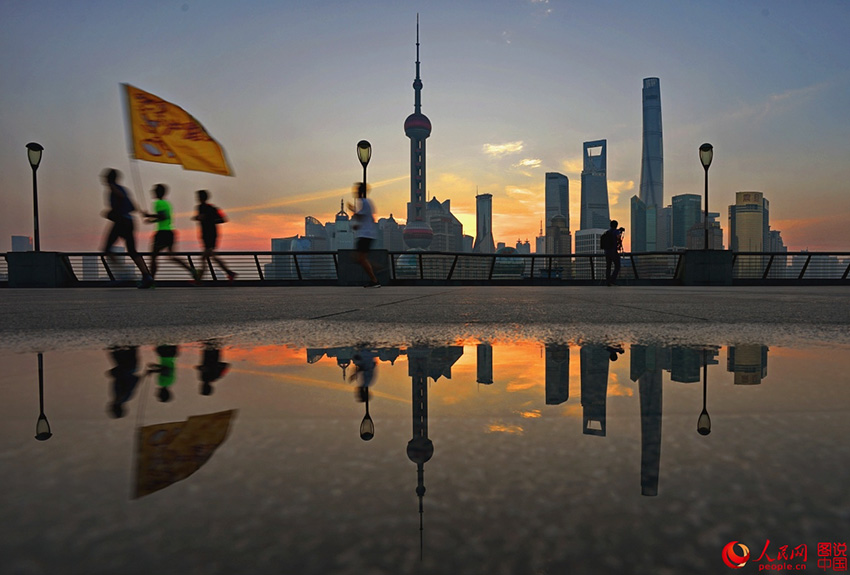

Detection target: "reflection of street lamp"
[697, 350, 711, 436]
[699, 143, 713, 251]
[357, 140, 371, 186]
[26, 142, 44, 252]
[35, 353, 52, 441]
[360, 390, 374, 441]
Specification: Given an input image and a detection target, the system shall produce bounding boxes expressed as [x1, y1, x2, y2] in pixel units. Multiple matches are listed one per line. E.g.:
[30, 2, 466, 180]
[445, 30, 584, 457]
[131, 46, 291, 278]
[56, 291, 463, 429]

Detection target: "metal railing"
[2, 250, 848, 286]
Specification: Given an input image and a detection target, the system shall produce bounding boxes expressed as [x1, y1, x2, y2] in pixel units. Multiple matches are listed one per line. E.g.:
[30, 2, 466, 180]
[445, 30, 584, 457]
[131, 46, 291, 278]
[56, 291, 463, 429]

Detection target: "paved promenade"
[1, 285, 848, 350]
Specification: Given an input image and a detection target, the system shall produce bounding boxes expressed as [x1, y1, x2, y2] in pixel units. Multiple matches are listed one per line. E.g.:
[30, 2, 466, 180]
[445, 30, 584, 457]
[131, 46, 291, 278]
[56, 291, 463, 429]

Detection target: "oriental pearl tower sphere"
[403, 15, 434, 250]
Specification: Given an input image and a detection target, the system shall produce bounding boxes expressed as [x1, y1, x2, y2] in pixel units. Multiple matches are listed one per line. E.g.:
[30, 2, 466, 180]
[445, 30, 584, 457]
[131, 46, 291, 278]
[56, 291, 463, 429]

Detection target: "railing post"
[418, 253, 424, 279]
[488, 255, 496, 280]
[100, 254, 115, 281]
[390, 253, 397, 280]
[590, 255, 595, 281]
[631, 254, 640, 281]
[762, 254, 775, 280]
[798, 254, 812, 280]
[529, 255, 535, 279]
[842, 260, 850, 281]
[293, 254, 302, 280]
[254, 254, 264, 280]
[447, 254, 458, 280]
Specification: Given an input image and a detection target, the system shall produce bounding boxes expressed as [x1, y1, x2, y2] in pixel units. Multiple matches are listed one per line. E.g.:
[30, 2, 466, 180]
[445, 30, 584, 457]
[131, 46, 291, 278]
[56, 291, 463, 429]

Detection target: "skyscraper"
[545, 172, 570, 253]
[579, 140, 610, 230]
[728, 191, 769, 252]
[472, 192, 495, 253]
[403, 16, 433, 250]
[671, 194, 702, 250]
[639, 78, 663, 209]
[633, 78, 663, 253]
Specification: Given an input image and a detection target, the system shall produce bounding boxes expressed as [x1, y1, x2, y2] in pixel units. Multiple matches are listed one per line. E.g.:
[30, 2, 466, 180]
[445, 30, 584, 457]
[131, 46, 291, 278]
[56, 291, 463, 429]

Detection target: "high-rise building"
[630, 196, 647, 253]
[728, 191, 769, 252]
[11, 235, 33, 252]
[377, 214, 405, 251]
[686, 212, 723, 250]
[671, 194, 702, 250]
[545, 172, 570, 250]
[476, 344, 493, 385]
[580, 345, 610, 436]
[515, 239, 531, 254]
[574, 228, 606, 278]
[403, 18, 433, 250]
[472, 193, 495, 254]
[727, 345, 769, 385]
[656, 206, 671, 251]
[545, 344, 570, 405]
[633, 78, 664, 253]
[639, 78, 663, 209]
[426, 197, 463, 252]
[580, 140, 610, 230]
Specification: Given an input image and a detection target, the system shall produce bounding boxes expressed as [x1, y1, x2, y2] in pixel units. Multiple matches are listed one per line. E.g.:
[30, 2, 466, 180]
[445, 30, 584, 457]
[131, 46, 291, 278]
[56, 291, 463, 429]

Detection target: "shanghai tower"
[403, 16, 434, 250]
[639, 78, 663, 209]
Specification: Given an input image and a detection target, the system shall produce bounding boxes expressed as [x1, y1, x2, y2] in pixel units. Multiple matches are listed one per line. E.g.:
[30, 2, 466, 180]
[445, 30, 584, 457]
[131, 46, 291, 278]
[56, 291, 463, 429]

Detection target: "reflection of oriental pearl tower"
[406, 348, 433, 557]
[403, 16, 433, 250]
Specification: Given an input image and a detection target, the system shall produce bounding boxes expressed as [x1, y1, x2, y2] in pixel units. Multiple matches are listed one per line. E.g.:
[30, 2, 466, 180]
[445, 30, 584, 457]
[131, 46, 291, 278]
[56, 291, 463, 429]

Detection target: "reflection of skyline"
[727, 345, 769, 385]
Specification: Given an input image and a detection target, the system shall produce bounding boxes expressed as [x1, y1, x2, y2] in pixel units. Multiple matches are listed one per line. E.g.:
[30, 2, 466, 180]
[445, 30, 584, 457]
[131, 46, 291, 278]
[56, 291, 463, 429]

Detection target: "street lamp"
[357, 140, 371, 185]
[699, 143, 713, 251]
[35, 353, 52, 441]
[26, 142, 44, 252]
[697, 349, 711, 436]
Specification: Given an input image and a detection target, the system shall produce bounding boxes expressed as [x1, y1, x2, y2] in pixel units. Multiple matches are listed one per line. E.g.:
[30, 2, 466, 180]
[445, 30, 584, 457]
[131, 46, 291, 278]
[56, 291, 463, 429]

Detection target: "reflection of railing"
[2, 251, 849, 285]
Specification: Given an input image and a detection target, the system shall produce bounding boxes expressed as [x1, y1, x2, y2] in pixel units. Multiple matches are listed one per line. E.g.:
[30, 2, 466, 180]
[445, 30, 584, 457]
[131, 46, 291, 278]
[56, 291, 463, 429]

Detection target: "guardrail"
[1, 250, 849, 286]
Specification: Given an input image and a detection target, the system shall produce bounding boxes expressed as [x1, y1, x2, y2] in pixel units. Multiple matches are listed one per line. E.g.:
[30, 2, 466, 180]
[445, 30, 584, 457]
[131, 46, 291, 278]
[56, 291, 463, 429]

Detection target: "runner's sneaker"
[137, 275, 155, 289]
[227, 271, 238, 282]
[364, 281, 381, 288]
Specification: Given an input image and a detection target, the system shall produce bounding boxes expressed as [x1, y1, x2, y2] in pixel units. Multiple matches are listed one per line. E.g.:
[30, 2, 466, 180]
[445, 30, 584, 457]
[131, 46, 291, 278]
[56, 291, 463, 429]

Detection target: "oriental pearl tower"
[402, 16, 433, 250]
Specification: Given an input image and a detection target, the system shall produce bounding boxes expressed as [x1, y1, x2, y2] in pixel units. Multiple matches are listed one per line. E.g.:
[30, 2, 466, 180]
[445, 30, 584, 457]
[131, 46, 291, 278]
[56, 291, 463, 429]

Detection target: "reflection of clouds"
[518, 410, 541, 418]
[487, 423, 524, 434]
[483, 141, 524, 157]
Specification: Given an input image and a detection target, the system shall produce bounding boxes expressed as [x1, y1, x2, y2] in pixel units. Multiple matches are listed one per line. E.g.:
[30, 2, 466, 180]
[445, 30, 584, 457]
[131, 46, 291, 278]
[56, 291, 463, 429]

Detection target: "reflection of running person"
[100, 168, 154, 288]
[196, 341, 230, 396]
[148, 345, 179, 402]
[106, 346, 141, 418]
[193, 190, 236, 282]
[145, 184, 196, 281]
[347, 182, 379, 288]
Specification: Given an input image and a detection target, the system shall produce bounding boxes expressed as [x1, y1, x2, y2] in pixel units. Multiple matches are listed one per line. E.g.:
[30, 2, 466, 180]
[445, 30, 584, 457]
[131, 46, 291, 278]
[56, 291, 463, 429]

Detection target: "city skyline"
[2, 1, 849, 253]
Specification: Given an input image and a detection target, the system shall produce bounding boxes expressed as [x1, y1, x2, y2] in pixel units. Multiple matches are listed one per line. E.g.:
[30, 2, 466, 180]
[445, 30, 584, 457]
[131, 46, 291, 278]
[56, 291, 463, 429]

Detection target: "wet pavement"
[1, 286, 849, 574]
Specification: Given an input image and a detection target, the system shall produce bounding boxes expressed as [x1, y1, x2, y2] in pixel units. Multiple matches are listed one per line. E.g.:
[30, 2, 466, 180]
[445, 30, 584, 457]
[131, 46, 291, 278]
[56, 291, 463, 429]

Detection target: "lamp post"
[697, 349, 711, 436]
[699, 143, 713, 251]
[26, 143, 44, 252]
[357, 140, 371, 185]
[35, 353, 52, 441]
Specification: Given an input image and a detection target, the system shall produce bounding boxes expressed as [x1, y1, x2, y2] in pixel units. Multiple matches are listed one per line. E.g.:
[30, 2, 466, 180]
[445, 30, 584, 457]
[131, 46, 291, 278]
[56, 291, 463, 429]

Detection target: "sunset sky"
[2, 0, 849, 253]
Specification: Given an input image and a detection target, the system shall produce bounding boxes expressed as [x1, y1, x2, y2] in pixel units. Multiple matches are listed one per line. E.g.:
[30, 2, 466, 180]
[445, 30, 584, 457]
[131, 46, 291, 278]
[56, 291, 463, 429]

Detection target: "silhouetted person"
[193, 190, 236, 282]
[347, 182, 379, 287]
[100, 168, 154, 288]
[196, 341, 230, 395]
[148, 345, 179, 402]
[145, 183, 196, 281]
[606, 344, 625, 362]
[106, 346, 141, 418]
[349, 347, 378, 402]
[600, 219, 624, 286]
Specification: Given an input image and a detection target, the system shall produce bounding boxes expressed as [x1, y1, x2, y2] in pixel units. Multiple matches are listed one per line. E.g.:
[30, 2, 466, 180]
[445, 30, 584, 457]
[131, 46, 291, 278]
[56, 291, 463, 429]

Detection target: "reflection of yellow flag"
[123, 84, 233, 176]
[134, 409, 236, 499]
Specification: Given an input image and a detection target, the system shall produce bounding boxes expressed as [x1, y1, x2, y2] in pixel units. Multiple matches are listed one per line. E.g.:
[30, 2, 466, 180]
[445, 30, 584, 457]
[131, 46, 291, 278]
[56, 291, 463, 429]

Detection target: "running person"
[145, 184, 196, 281]
[193, 189, 236, 282]
[100, 168, 154, 288]
[347, 182, 380, 287]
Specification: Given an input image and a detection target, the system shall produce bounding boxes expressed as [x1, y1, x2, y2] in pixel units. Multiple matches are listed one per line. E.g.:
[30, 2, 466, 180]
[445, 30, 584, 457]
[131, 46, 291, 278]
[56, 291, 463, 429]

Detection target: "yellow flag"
[133, 409, 236, 498]
[123, 84, 233, 176]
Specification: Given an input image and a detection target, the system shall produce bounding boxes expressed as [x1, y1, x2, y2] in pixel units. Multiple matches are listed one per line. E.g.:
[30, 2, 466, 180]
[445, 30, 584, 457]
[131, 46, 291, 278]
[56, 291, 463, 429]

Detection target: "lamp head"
[357, 140, 372, 168]
[26, 142, 44, 170]
[699, 143, 713, 170]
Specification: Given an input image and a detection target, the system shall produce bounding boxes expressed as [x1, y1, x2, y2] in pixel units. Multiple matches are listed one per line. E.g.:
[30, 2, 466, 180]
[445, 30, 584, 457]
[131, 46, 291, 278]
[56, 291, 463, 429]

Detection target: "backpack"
[213, 206, 227, 224]
[600, 229, 614, 250]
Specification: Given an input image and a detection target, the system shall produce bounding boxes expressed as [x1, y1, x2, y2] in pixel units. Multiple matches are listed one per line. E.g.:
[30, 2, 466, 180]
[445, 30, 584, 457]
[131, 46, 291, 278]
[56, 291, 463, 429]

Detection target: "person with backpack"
[193, 189, 237, 282]
[600, 220, 624, 286]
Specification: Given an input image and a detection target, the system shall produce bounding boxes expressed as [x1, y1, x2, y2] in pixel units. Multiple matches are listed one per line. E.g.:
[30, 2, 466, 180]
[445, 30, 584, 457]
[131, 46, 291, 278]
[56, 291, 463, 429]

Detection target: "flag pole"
[120, 83, 147, 210]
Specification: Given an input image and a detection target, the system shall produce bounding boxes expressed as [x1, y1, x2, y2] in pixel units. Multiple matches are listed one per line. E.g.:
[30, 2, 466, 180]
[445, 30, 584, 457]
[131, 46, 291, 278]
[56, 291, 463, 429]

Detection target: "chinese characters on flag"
[123, 84, 233, 176]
